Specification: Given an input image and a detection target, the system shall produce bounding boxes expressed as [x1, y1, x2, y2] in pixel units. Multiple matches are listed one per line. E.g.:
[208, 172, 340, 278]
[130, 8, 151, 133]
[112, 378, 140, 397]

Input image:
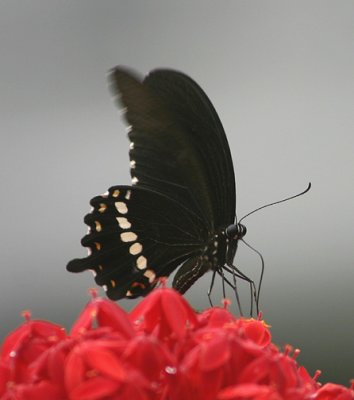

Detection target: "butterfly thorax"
[219, 223, 247, 267]
[203, 223, 245, 270]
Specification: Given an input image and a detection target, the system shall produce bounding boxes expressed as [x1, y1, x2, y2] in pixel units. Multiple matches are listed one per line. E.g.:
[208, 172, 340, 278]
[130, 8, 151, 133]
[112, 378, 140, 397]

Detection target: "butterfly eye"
[225, 224, 247, 239]
[225, 224, 239, 239]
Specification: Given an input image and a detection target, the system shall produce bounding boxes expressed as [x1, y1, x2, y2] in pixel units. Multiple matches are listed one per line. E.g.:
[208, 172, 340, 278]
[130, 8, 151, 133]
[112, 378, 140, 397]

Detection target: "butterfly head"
[225, 223, 247, 241]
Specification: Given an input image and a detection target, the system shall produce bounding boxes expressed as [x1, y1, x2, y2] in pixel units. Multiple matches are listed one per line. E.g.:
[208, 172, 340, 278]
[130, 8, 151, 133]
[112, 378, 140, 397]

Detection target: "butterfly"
[67, 66, 259, 309]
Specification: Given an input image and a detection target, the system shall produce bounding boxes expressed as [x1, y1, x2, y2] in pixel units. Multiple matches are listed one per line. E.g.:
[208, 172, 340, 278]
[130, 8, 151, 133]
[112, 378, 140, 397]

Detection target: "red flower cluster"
[0, 288, 353, 400]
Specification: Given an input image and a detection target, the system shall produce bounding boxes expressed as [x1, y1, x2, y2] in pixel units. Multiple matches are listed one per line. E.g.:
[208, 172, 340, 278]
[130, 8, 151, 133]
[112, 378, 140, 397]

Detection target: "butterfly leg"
[240, 239, 265, 318]
[207, 269, 217, 306]
[209, 267, 243, 314]
[219, 267, 227, 299]
[225, 264, 258, 316]
[216, 269, 243, 315]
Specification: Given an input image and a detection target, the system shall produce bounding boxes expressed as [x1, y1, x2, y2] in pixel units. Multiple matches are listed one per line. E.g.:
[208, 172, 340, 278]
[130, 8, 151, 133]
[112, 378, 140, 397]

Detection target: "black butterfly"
[67, 66, 258, 309]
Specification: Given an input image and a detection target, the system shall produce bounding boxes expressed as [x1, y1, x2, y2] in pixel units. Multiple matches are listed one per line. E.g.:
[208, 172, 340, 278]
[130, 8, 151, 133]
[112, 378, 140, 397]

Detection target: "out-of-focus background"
[1, 1, 353, 384]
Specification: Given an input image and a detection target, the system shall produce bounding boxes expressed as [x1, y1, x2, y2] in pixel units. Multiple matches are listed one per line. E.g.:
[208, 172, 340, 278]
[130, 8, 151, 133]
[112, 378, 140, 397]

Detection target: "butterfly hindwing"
[67, 185, 207, 299]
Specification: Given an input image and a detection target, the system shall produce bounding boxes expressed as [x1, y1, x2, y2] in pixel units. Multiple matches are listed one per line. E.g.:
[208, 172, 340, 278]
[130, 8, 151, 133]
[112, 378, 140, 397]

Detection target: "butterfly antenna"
[239, 182, 311, 224]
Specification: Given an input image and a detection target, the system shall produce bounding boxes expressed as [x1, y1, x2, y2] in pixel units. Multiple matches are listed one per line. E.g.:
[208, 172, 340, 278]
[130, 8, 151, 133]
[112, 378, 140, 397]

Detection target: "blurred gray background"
[1, 0, 353, 385]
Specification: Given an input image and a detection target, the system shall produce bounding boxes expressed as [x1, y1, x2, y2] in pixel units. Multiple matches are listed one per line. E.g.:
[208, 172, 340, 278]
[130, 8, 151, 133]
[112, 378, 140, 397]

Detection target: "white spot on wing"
[115, 201, 128, 214]
[130, 160, 136, 169]
[120, 231, 138, 242]
[136, 255, 147, 270]
[116, 217, 131, 229]
[98, 203, 107, 213]
[144, 269, 156, 283]
[132, 176, 139, 185]
[129, 242, 142, 255]
[130, 142, 135, 150]
[120, 106, 127, 115]
[125, 190, 131, 200]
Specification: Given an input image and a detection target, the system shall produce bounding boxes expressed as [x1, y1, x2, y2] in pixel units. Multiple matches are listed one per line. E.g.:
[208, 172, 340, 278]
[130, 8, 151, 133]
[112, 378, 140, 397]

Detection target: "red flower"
[217, 383, 281, 400]
[0, 317, 66, 386]
[130, 286, 198, 340]
[0, 287, 352, 399]
[0, 380, 63, 400]
[315, 383, 354, 400]
[0, 315, 67, 399]
[71, 295, 134, 339]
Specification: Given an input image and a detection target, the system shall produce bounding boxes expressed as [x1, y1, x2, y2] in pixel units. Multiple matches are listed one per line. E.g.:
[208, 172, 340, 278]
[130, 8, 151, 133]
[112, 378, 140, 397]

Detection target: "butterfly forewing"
[110, 67, 236, 229]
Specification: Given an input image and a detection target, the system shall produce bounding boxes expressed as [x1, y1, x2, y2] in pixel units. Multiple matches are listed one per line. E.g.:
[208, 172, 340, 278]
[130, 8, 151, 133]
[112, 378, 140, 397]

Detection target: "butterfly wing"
[110, 66, 236, 230]
[67, 186, 207, 299]
[68, 67, 237, 298]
